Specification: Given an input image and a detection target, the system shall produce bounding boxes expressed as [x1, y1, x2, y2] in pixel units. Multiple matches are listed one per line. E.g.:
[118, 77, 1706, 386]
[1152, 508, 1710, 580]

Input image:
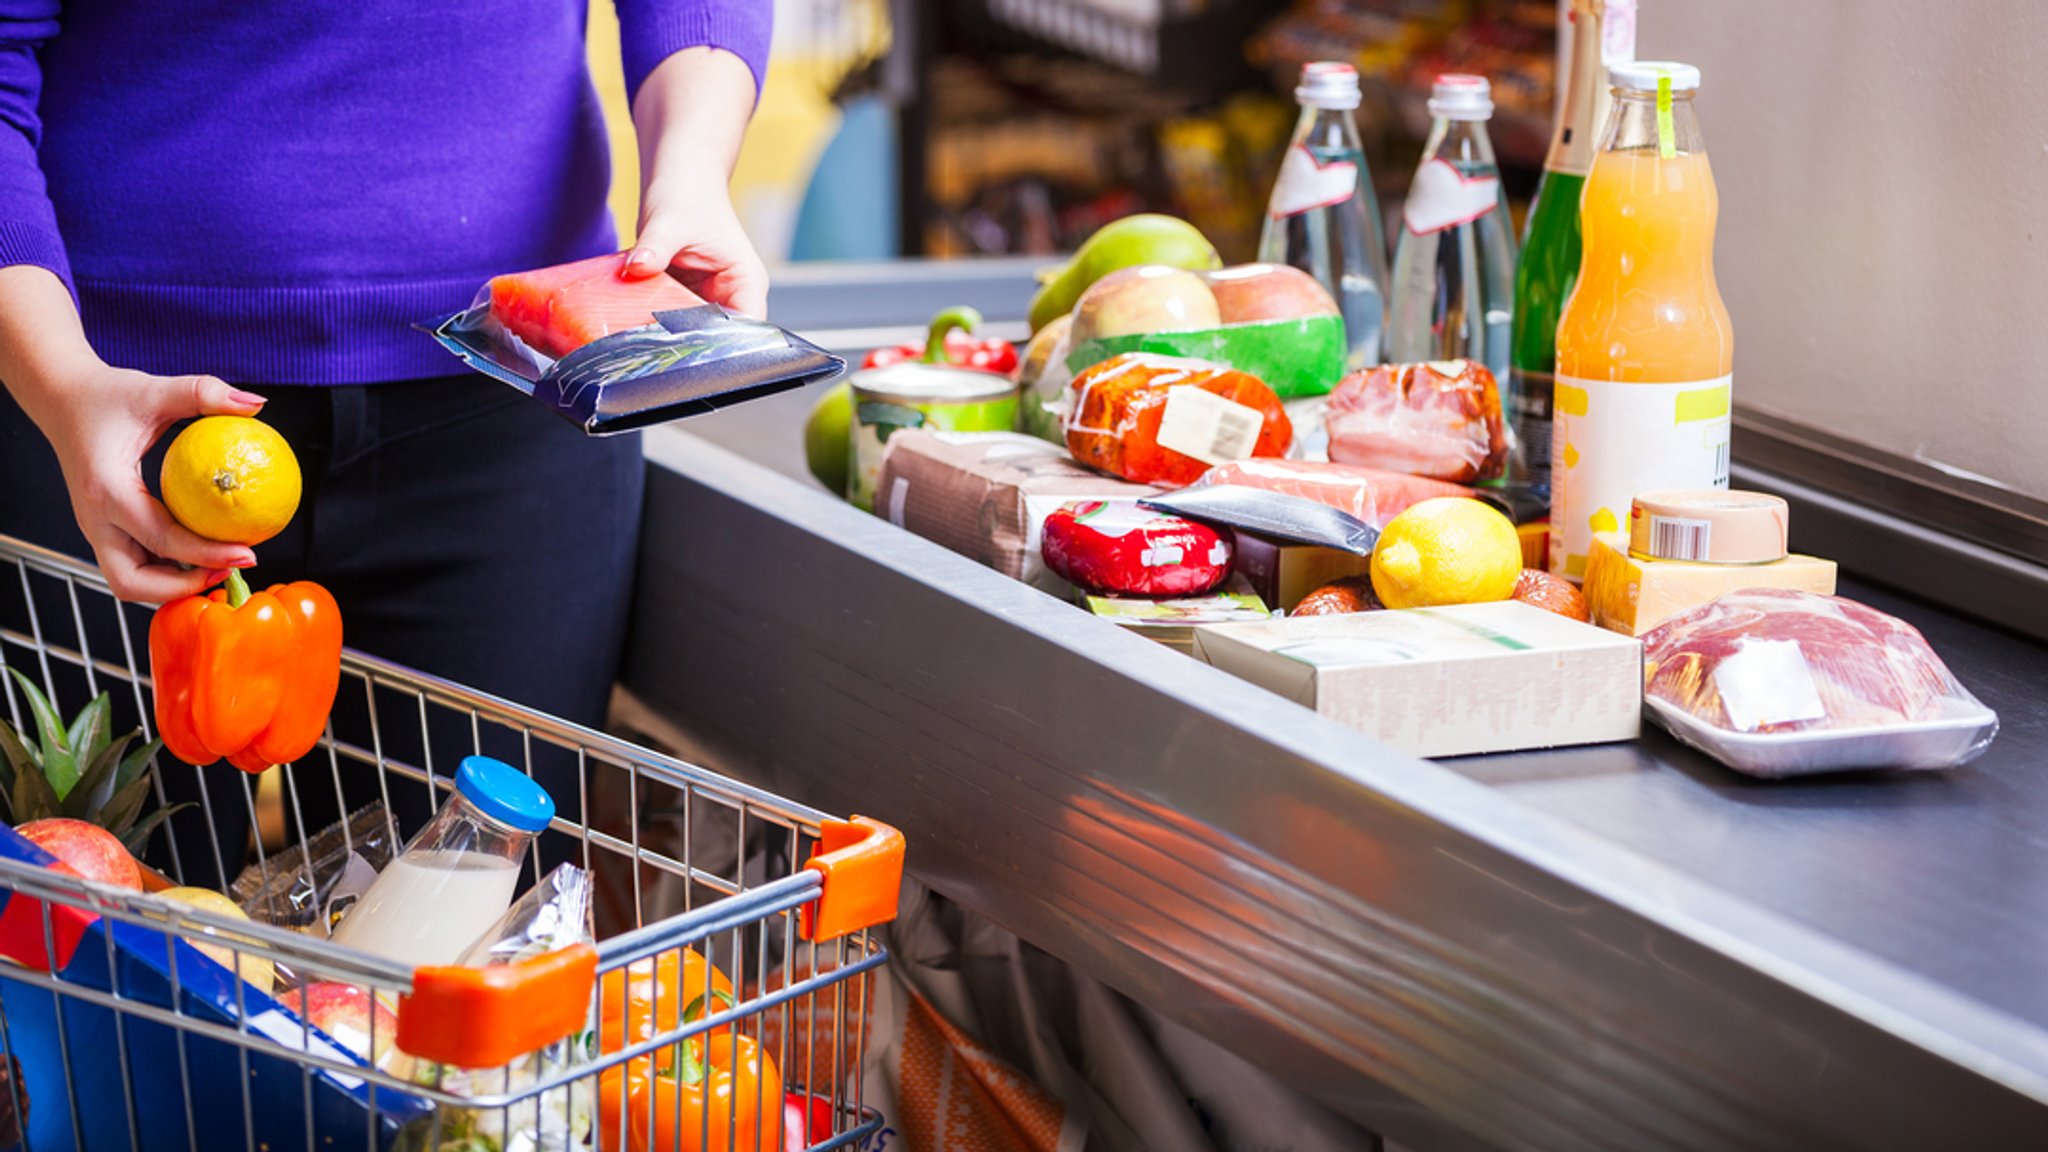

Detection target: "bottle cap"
[1609, 61, 1701, 92]
[455, 755, 555, 833]
[1426, 74, 1494, 121]
[1295, 62, 1361, 110]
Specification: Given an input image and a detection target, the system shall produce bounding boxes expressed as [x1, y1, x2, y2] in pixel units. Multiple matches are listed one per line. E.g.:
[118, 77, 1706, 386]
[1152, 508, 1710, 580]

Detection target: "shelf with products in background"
[866, 0, 1561, 265]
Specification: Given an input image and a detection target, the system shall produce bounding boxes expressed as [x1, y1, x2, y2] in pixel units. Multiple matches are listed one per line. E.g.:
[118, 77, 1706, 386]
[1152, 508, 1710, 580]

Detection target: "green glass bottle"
[1507, 0, 1635, 497]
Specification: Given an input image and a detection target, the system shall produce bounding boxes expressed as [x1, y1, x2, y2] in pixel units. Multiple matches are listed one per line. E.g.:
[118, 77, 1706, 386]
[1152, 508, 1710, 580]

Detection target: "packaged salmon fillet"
[1062, 353, 1292, 486]
[422, 251, 843, 434]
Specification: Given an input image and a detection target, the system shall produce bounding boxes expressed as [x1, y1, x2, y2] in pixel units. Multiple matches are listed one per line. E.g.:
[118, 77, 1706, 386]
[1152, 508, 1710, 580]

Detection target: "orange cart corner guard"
[395, 941, 598, 1068]
[800, 815, 905, 942]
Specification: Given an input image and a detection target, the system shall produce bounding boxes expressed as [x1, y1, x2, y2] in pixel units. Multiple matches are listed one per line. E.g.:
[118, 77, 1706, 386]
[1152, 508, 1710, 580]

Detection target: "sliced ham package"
[422, 251, 843, 434]
[1188, 458, 1475, 527]
[1062, 353, 1292, 486]
[1641, 589, 1998, 777]
[1324, 360, 1508, 484]
[1040, 500, 1233, 597]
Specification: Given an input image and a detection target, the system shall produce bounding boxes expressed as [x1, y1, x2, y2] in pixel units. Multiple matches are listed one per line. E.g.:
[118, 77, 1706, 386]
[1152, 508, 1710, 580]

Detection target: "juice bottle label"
[1550, 374, 1731, 579]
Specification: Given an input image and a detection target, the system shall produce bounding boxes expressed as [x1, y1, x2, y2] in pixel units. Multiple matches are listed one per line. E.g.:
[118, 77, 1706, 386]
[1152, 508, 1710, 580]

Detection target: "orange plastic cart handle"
[396, 942, 598, 1068]
[800, 815, 905, 942]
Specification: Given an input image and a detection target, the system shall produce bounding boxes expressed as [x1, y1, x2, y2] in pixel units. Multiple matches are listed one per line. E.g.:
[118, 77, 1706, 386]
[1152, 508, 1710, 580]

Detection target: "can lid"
[1609, 60, 1701, 92]
[455, 755, 555, 833]
[1426, 73, 1494, 121]
[1295, 61, 1361, 110]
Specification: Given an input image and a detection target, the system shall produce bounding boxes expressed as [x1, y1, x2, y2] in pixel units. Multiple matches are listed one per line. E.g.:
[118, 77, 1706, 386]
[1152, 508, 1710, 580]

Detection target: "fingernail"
[228, 388, 266, 407]
[202, 569, 229, 586]
[233, 553, 257, 568]
[623, 249, 655, 273]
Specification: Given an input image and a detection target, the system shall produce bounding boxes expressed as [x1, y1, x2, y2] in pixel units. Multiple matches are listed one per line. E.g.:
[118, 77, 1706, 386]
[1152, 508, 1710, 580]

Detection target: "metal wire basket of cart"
[0, 532, 902, 1151]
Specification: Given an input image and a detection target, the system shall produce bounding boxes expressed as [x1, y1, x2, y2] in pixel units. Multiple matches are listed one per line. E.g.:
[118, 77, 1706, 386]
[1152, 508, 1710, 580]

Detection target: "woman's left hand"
[625, 47, 769, 318]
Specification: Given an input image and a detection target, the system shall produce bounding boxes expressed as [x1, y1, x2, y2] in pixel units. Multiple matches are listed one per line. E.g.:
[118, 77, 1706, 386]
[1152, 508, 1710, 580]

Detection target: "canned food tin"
[848, 363, 1019, 511]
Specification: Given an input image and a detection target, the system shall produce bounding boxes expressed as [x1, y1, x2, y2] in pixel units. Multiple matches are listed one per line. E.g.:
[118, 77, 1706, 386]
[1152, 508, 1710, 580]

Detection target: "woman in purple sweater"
[0, 1, 773, 878]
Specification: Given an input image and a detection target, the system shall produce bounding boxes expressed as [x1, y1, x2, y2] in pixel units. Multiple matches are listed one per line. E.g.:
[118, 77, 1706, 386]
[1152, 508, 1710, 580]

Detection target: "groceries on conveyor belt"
[793, 79, 1996, 773]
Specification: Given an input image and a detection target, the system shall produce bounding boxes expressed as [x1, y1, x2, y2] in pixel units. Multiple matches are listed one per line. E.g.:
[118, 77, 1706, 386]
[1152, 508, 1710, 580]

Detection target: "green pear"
[802, 382, 854, 495]
[1026, 215, 1219, 333]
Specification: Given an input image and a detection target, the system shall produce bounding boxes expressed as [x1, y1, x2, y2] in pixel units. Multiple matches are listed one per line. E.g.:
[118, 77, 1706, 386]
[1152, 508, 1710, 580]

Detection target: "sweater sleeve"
[0, 0, 71, 292]
[614, 0, 772, 107]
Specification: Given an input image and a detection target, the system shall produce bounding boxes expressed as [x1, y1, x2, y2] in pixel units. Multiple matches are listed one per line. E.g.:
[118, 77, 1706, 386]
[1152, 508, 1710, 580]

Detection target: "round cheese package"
[1041, 500, 1233, 597]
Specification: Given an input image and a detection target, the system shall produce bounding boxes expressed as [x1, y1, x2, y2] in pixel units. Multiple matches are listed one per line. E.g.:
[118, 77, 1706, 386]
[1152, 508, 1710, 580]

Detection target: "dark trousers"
[0, 375, 643, 888]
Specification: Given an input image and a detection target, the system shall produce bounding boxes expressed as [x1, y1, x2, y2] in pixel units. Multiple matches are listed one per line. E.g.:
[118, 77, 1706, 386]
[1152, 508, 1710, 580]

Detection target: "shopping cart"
[0, 532, 902, 1151]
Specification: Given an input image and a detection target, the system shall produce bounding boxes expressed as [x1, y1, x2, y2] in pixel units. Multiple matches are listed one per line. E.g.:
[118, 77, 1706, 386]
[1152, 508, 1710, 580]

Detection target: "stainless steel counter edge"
[627, 426, 2048, 1151]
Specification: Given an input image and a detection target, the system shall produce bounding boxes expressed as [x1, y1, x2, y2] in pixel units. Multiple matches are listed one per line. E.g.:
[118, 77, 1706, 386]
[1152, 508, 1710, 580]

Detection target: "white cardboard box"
[1193, 601, 1643, 758]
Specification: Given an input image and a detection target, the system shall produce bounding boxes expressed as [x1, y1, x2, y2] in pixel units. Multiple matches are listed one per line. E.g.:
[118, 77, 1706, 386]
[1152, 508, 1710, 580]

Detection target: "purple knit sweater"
[0, 0, 770, 386]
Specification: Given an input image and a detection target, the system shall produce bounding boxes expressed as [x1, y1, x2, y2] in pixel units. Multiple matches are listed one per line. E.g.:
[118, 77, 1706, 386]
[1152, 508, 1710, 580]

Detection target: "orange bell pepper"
[149, 571, 342, 773]
[598, 990, 783, 1152]
[600, 948, 734, 1054]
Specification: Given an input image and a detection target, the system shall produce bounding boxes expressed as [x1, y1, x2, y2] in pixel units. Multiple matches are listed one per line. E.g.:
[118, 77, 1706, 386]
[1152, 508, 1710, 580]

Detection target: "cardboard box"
[875, 429, 1158, 592]
[1193, 601, 1642, 757]
[1229, 530, 1372, 612]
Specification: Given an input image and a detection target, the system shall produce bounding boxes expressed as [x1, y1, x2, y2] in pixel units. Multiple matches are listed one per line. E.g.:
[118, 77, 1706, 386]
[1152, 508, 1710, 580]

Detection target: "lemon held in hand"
[161, 416, 301, 545]
[1370, 497, 1522, 610]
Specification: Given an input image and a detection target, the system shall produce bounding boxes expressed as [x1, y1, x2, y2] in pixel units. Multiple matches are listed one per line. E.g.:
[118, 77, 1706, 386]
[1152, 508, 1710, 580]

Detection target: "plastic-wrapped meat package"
[1190, 458, 1475, 527]
[1324, 360, 1508, 483]
[1641, 589, 1998, 776]
[1064, 353, 1293, 486]
[1041, 500, 1233, 597]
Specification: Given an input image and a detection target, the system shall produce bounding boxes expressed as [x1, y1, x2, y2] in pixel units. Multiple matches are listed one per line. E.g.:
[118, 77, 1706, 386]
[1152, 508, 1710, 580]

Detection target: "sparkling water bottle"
[1386, 74, 1518, 388]
[1258, 62, 1390, 370]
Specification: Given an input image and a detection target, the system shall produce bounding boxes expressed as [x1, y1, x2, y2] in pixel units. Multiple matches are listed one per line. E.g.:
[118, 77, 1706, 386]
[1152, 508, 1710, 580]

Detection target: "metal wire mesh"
[0, 533, 882, 1151]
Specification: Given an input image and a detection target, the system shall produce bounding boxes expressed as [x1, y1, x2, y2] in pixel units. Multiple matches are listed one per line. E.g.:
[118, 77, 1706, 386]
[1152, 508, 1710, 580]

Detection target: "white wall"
[1646, 2, 2048, 498]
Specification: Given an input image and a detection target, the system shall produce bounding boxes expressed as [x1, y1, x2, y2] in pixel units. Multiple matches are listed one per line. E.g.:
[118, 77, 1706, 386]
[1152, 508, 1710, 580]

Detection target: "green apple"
[802, 382, 854, 496]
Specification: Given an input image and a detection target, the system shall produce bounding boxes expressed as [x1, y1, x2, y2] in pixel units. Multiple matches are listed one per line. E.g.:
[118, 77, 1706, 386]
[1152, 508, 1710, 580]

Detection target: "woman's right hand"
[24, 361, 269, 603]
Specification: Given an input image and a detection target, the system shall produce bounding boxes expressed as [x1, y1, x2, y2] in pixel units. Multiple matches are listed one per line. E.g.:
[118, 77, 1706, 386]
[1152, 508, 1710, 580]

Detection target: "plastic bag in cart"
[1641, 588, 1999, 777]
[419, 251, 845, 435]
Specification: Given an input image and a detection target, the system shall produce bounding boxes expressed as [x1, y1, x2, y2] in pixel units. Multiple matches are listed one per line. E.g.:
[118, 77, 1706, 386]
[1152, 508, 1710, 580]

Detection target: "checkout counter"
[619, 259, 2048, 1151]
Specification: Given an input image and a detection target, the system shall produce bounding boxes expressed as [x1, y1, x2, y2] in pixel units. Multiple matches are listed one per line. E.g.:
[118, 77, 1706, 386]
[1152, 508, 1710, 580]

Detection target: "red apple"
[18, 819, 142, 891]
[1208, 263, 1339, 325]
[1069, 265, 1220, 345]
[298, 982, 398, 1066]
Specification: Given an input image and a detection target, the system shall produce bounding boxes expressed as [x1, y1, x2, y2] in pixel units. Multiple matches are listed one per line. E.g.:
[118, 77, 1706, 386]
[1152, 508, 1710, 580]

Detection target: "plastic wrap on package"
[1189, 458, 1477, 527]
[232, 803, 395, 939]
[423, 864, 596, 1152]
[1324, 360, 1508, 483]
[1642, 589, 1999, 777]
[420, 252, 843, 435]
[1142, 485, 1379, 556]
[1061, 353, 1292, 486]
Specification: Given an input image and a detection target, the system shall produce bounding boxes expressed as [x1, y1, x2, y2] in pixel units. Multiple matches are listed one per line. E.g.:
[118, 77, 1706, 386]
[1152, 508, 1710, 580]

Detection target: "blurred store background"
[593, 0, 1559, 266]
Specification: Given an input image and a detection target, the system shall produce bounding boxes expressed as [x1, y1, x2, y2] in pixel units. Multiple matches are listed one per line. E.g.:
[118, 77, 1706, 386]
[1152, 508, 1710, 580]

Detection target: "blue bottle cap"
[455, 755, 555, 833]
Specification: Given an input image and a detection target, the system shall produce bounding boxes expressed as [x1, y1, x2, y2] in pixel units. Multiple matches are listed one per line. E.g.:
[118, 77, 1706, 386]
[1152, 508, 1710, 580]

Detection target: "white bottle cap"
[1608, 60, 1701, 92]
[1426, 74, 1494, 121]
[1296, 61, 1362, 110]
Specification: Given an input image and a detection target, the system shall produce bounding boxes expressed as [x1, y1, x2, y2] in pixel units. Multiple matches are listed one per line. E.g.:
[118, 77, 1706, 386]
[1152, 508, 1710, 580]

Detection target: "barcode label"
[1156, 387, 1265, 464]
[1712, 438, 1731, 485]
[1649, 515, 1713, 561]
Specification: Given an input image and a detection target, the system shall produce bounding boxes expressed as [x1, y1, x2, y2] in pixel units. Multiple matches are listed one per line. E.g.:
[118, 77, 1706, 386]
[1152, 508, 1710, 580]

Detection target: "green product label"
[1064, 315, 1347, 399]
[848, 393, 1018, 512]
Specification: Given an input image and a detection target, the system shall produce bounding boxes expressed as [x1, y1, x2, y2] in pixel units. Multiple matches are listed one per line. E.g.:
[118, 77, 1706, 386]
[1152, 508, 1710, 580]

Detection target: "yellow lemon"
[161, 416, 301, 545]
[1370, 497, 1523, 610]
[156, 886, 275, 992]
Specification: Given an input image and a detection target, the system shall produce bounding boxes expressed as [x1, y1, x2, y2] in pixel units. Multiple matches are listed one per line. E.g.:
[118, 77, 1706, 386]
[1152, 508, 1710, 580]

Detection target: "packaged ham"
[1641, 589, 1999, 777]
[1063, 353, 1293, 487]
[1189, 458, 1475, 527]
[1324, 360, 1508, 484]
[422, 251, 843, 434]
[1041, 500, 1233, 597]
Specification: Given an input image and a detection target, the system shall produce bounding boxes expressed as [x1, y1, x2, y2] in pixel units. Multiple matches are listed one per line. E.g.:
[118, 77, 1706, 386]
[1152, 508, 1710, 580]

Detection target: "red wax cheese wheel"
[1065, 353, 1292, 487]
[488, 251, 704, 359]
[1041, 500, 1233, 597]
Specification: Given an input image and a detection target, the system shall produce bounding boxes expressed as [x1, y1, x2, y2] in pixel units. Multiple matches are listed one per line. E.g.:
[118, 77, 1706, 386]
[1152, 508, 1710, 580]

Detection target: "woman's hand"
[0, 266, 262, 603]
[623, 47, 769, 318]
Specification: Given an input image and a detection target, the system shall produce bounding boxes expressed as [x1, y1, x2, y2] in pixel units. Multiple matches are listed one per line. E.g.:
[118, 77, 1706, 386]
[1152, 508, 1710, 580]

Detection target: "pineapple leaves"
[7, 669, 71, 796]
[0, 716, 30, 802]
[63, 730, 133, 822]
[117, 737, 162, 793]
[119, 801, 190, 858]
[12, 757, 60, 824]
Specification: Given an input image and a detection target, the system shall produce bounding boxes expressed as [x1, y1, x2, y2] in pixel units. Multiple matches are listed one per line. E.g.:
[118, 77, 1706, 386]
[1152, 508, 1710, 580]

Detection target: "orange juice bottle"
[1550, 62, 1732, 580]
